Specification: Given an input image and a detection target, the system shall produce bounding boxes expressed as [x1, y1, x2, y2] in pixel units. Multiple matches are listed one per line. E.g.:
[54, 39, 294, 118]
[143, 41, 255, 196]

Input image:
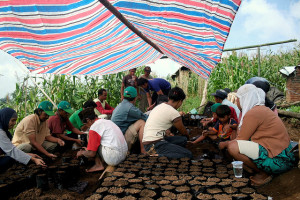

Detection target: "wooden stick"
[99, 0, 163, 54]
[277, 101, 300, 108]
[278, 109, 300, 119]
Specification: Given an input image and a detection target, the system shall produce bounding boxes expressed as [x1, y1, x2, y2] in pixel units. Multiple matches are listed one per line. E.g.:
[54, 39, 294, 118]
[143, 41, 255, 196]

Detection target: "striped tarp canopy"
[0, 0, 241, 78]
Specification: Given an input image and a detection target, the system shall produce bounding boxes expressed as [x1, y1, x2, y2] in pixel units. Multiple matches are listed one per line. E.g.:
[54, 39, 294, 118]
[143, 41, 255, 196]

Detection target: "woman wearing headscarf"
[219, 84, 294, 186]
[0, 108, 46, 172]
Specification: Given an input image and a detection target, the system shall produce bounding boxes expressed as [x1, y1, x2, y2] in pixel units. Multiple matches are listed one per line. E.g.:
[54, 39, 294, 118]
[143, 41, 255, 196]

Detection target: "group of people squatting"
[0, 67, 295, 187]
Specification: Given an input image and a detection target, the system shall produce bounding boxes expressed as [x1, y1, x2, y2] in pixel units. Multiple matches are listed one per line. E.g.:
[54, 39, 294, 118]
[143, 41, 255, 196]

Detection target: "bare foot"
[86, 165, 105, 173]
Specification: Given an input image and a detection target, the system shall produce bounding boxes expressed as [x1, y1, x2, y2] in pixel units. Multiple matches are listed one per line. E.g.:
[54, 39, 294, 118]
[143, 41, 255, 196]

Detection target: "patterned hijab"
[236, 84, 265, 129]
[0, 108, 17, 140]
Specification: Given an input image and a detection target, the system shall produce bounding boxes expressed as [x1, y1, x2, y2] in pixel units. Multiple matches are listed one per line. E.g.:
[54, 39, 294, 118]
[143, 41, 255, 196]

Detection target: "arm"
[54, 133, 82, 146]
[27, 134, 57, 158]
[156, 90, 164, 95]
[0, 130, 31, 165]
[71, 127, 85, 135]
[128, 106, 148, 121]
[146, 92, 152, 107]
[45, 135, 65, 146]
[77, 129, 100, 158]
[96, 102, 113, 115]
[172, 117, 189, 139]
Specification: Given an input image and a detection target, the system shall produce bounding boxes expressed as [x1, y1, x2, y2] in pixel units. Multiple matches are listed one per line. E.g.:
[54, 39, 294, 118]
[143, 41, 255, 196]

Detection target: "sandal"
[250, 175, 272, 187]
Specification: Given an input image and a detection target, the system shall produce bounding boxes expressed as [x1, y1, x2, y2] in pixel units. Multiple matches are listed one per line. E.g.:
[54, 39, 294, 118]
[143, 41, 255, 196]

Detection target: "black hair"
[216, 105, 231, 118]
[124, 96, 135, 101]
[98, 89, 107, 96]
[34, 108, 44, 116]
[83, 100, 97, 109]
[78, 108, 97, 123]
[137, 78, 148, 86]
[157, 95, 168, 105]
[168, 87, 186, 101]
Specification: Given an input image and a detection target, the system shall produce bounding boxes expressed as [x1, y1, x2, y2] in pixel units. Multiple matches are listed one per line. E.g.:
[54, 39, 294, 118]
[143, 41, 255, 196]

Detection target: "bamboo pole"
[278, 109, 300, 119]
[99, 0, 163, 54]
[200, 79, 208, 108]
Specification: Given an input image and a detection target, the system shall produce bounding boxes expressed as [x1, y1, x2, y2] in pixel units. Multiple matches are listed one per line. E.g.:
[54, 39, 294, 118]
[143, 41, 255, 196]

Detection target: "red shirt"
[48, 113, 74, 135]
[87, 130, 101, 151]
[95, 101, 114, 115]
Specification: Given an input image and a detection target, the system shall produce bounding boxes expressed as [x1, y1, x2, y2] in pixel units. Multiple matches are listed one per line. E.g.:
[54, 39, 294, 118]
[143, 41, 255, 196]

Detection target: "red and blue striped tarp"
[0, 0, 241, 78]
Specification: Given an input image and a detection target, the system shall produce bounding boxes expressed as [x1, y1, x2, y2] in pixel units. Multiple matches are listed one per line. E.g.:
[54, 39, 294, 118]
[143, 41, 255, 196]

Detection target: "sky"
[0, 0, 300, 98]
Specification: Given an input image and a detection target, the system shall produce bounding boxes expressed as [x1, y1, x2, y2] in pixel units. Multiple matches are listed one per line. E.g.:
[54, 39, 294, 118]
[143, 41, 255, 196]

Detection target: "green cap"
[124, 86, 137, 98]
[58, 101, 74, 114]
[211, 103, 222, 113]
[38, 101, 55, 116]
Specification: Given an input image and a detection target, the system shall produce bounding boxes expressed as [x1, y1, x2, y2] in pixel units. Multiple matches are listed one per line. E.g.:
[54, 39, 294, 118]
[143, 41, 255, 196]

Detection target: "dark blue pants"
[0, 156, 14, 173]
[144, 136, 192, 159]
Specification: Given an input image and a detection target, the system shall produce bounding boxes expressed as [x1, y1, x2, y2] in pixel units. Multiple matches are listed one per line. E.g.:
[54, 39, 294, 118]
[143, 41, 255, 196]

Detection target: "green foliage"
[285, 106, 300, 113]
[207, 47, 300, 101]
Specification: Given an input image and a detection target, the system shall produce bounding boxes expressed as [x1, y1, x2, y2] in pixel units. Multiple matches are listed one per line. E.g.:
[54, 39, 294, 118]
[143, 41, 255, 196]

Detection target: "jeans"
[144, 136, 192, 159]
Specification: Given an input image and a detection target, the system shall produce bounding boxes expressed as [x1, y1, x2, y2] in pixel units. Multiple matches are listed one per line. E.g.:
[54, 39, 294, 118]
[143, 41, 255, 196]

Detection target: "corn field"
[1, 45, 300, 120]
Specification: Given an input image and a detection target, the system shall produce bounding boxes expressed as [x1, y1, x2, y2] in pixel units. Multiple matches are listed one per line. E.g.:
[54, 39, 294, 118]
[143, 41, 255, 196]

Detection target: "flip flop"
[250, 175, 272, 187]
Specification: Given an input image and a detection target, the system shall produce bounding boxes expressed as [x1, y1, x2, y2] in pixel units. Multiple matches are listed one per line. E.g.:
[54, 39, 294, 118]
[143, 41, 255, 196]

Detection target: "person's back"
[143, 103, 179, 142]
[89, 119, 127, 152]
[148, 78, 171, 92]
[111, 99, 135, 134]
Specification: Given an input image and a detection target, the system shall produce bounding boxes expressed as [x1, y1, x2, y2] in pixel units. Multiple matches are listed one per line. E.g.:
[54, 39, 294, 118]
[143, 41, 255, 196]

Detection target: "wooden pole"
[278, 109, 300, 119]
[200, 79, 208, 108]
[99, 0, 163, 54]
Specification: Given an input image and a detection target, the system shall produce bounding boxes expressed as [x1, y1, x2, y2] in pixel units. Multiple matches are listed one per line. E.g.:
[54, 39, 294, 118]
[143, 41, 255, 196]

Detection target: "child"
[200, 103, 221, 127]
[192, 105, 237, 144]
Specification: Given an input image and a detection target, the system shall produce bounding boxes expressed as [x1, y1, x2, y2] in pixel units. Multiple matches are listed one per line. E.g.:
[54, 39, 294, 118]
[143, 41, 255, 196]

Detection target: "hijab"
[236, 84, 265, 128]
[0, 108, 17, 140]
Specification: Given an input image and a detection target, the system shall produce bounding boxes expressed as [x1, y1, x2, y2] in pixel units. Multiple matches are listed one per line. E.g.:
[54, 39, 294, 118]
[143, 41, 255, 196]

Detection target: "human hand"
[202, 130, 208, 136]
[223, 124, 231, 133]
[75, 139, 83, 146]
[47, 153, 57, 160]
[165, 130, 174, 137]
[76, 149, 84, 158]
[57, 138, 65, 146]
[27, 153, 43, 160]
[32, 157, 47, 167]
[179, 111, 185, 116]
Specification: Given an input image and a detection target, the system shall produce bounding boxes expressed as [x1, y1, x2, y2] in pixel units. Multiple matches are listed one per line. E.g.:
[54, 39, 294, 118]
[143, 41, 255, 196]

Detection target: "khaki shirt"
[12, 114, 51, 146]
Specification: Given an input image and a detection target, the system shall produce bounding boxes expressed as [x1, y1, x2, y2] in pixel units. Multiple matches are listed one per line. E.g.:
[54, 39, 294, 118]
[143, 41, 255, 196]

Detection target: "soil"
[2, 117, 299, 200]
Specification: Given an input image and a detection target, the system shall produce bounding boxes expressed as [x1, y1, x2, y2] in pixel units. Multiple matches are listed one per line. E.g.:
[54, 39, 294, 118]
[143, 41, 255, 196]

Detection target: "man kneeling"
[76, 108, 127, 172]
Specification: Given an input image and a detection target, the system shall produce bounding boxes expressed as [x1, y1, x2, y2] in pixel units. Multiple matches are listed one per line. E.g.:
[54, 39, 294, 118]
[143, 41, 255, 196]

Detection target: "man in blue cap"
[111, 86, 148, 154]
[48, 101, 84, 148]
[13, 101, 65, 159]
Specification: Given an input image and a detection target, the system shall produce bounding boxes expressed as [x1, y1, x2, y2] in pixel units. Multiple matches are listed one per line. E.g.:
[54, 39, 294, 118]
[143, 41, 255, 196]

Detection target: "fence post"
[257, 47, 261, 76]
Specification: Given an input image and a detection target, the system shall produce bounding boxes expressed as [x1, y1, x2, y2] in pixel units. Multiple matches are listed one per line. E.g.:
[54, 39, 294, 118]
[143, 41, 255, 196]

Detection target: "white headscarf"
[237, 84, 265, 128]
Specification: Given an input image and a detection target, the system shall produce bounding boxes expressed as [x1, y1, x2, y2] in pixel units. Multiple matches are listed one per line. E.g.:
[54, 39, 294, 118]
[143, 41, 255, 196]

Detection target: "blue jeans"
[144, 136, 192, 159]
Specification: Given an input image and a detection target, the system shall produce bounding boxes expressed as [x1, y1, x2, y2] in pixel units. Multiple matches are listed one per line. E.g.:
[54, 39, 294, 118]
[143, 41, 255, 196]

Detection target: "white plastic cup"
[232, 161, 243, 178]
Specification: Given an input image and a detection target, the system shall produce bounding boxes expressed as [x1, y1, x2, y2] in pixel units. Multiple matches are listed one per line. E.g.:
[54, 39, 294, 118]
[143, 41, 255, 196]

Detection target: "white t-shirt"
[87, 119, 127, 152]
[143, 103, 180, 142]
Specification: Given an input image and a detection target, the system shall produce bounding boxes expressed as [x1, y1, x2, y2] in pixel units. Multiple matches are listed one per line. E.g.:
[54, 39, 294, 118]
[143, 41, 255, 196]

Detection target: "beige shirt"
[12, 114, 51, 146]
[237, 106, 290, 158]
[143, 103, 180, 143]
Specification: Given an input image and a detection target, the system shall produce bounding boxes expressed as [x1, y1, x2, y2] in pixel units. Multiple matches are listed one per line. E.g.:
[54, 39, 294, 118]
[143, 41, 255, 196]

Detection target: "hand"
[179, 111, 185, 116]
[165, 130, 174, 137]
[223, 124, 231, 133]
[27, 153, 42, 159]
[47, 153, 57, 160]
[147, 103, 155, 111]
[32, 157, 47, 167]
[76, 149, 84, 158]
[75, 139, 83, 146]
[202, 130, 208, 136]
[57, 139, 65, 146]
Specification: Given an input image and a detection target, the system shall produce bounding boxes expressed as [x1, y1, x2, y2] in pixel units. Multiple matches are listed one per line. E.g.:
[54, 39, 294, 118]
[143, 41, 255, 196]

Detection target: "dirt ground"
[4, 117, 300, 200]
